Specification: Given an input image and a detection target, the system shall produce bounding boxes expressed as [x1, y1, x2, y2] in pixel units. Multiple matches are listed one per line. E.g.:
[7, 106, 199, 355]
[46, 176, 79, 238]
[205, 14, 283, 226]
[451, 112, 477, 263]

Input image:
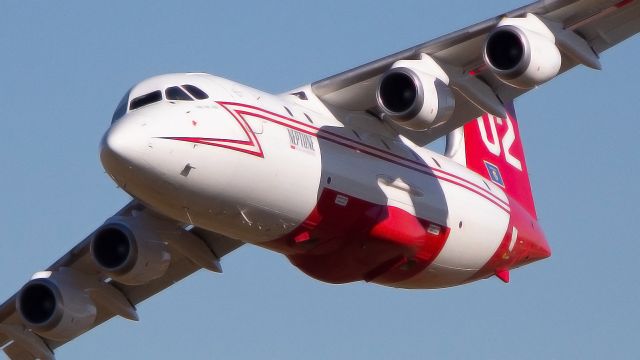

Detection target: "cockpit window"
[182, 84, 209, 100]
[111, 90, 130, 123]
[165, 86, 194, 101]
[130, 90, 162, 110]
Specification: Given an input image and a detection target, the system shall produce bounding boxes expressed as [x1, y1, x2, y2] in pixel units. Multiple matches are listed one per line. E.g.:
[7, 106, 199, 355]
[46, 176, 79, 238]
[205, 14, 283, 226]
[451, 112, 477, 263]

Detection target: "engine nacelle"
[376, 56, 455, 131]
[16, 270, 97, 341]
[90, 215, 171, 285]
[483, 14, 562, 89]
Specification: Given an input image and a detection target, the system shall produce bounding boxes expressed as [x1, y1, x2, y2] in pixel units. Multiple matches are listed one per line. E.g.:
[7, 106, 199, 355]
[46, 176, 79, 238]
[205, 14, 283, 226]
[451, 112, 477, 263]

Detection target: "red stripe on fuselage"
[224, 102, 509, 207]
[163, 100, 509, 211]
[216, 102, 510, 212]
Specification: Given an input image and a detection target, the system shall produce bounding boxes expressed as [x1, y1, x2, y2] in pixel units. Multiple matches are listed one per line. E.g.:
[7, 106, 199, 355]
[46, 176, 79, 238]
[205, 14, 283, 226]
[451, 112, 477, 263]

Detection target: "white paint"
[335, 195, 349, 207]
[477, 116, 501, 156]
[509, 226, 519, 252]
[102, 73, 516, 289]
[31, 271, 53, 280]
[427, 224, 441, 236]
[503, 117, 523, 171]
[476, 114, 523, 171]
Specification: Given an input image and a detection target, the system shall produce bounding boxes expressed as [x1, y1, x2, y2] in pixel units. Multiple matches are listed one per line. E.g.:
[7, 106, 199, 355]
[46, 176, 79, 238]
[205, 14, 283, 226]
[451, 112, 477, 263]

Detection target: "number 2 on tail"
[476, 115, 522, 171]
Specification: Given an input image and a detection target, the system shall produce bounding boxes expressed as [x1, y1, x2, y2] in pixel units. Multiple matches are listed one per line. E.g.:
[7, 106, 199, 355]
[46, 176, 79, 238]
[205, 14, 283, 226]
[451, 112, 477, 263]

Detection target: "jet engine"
[90, 216, 171, 285]
[16, 271, 97, 341]
[483, 15, 562, 89]
[376, 56, 455, 131]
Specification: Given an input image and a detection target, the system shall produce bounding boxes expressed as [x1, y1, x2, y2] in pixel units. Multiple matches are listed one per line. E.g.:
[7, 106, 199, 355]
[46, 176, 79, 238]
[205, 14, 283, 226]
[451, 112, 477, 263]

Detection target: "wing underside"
[0, 201, 243, 359]
[2, 0, 640, 359]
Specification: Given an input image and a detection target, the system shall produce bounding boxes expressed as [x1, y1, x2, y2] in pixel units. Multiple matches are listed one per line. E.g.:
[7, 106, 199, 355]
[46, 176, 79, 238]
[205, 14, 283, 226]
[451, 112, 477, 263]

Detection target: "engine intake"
[91, 223, 136, 274]
[18, 281, 59, 326]
[485, 27, 526, 73]
[377, 59, 455, 131]
[90, 216, 171, 285]
[16, 272, 97, 341]
[378, 69, 421, 116]
[483, 16, 562, 89]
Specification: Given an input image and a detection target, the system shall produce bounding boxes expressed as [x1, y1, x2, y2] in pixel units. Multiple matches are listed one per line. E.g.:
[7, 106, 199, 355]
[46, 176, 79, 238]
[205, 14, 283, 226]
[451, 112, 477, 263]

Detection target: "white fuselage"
[101, 73, 538, 289]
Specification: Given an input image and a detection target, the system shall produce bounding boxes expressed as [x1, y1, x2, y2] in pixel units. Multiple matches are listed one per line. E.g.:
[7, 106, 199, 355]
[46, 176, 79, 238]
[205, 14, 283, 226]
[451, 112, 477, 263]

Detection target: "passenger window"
[130, 90, 162, 110]
[166, 86, 194, 101]
[182, 84, 209, 100]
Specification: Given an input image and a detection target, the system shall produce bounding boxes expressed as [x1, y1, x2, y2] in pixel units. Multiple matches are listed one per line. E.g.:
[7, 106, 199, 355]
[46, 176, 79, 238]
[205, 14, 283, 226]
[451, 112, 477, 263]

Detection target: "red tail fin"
[462, 103, 537, 218]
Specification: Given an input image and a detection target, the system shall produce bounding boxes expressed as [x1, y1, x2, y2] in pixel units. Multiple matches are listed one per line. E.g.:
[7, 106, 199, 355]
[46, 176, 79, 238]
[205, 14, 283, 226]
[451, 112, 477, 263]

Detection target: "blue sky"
[1, 1, 639, 359]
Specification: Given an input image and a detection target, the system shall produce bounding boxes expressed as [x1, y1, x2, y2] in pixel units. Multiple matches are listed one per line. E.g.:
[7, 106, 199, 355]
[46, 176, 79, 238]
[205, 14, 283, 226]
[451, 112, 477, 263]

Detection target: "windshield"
[111, 90, 130, 123]
[130, 90, 163, 111]
[111, 83, 210, 124]
[182, 84, 209, 100]
[165, 86, 193, 101]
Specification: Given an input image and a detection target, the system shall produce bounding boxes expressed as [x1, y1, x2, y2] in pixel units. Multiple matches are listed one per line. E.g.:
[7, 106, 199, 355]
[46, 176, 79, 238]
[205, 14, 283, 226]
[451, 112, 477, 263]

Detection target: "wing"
[305, 0, 640, 145]
[0, 201, 243, 360]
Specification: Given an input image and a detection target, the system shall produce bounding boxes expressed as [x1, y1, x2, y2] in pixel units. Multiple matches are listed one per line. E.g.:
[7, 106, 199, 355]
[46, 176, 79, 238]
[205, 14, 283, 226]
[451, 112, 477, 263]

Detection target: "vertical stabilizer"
[451, 103, 537, 218]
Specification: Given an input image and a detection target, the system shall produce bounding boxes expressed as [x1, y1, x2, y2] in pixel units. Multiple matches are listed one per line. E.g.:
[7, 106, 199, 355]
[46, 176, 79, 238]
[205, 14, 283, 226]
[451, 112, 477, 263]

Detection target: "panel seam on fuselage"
[166, 101, 511, 214]
[218, 101, 509, 210]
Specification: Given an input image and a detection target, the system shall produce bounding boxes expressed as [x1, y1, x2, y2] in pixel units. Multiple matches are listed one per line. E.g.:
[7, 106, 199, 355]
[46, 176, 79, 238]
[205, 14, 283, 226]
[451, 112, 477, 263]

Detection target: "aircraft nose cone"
[100, 120, 145, 183]
[101, 126, 127, 160]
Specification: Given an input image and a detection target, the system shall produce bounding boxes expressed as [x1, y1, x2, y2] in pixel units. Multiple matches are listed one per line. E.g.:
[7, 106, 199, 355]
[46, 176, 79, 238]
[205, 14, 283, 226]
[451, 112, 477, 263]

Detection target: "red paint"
[259, 188, 449, 285]
[222, 101, 507, 208]
[220, 101, 317, 131]
[495, 269, 510, 283]
[462, 104, 550, 282]
[615, 0, 633, 8]
[161, 102, 509, 212]
[165, 137, 264, 157]
[312, 120, 509, 209]
[161, 102, 265, 158]
[470, 195, 550, 283]
[468, 64, 487, 76]
[293, 231, 311, 244]
[158, 101, 551, 285]
[225, 102, 508, 211]
[463, 103, 537, 218]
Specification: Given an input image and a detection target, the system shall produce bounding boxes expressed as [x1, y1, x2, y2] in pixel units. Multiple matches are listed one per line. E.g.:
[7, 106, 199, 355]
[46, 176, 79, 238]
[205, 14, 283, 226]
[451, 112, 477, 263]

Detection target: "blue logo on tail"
[484, 161, 505, 187]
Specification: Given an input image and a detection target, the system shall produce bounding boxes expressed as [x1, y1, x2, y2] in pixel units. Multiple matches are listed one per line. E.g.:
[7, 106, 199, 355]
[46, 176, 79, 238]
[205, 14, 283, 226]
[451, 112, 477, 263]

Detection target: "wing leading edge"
[0, 201, 243, 360]
[307, 0, 640, 145]
[3, 1, 640, 358]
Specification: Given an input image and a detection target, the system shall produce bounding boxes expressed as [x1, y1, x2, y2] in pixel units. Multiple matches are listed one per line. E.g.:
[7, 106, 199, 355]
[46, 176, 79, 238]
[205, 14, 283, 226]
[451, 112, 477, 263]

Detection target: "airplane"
[1, 0, 639, 358]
